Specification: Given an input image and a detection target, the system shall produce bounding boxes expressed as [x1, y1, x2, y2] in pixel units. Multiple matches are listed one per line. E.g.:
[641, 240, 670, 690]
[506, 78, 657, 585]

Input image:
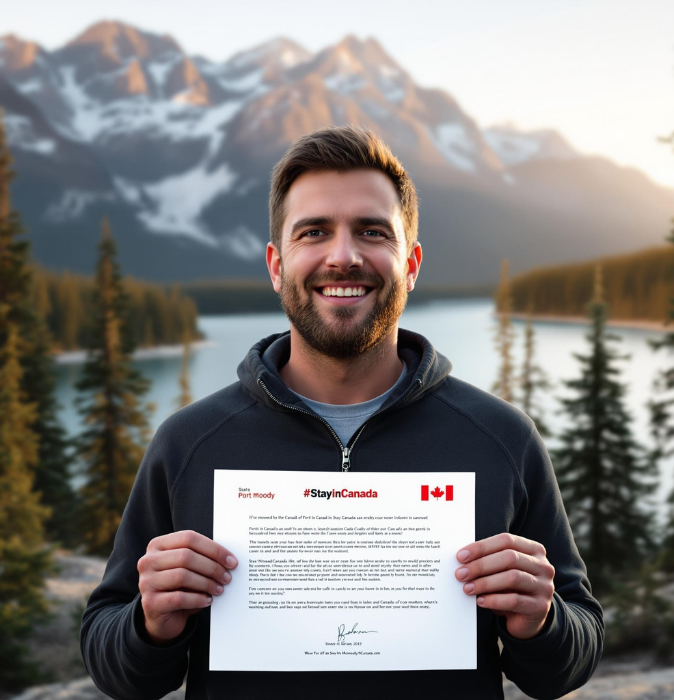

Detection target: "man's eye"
[302, 230, 325, 238]
[362, 230, 385, 237]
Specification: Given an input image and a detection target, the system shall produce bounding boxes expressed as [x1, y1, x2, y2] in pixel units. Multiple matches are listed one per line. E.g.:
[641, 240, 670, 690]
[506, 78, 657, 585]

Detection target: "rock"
[9, 678, 185, 700]
[9, 668, 674, 700]
[503, 666, 674, 699]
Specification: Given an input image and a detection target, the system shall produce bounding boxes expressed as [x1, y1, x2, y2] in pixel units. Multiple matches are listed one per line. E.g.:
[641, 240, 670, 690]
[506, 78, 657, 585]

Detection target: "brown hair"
[268, 125, 419, 254]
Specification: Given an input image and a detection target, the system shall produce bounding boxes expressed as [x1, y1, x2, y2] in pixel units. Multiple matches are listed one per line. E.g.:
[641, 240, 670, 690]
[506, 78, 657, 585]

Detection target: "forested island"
[31, 265, 203, 352]
[510, 244, 674, 323]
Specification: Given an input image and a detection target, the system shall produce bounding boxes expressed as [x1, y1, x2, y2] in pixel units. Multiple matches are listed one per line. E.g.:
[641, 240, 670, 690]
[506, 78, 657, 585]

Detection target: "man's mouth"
[317, 285, 372, 298]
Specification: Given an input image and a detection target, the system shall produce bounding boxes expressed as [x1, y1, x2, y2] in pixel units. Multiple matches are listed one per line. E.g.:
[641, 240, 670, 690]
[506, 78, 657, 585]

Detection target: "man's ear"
[267, 242, 282, 293]
[406, 243, 422, 291]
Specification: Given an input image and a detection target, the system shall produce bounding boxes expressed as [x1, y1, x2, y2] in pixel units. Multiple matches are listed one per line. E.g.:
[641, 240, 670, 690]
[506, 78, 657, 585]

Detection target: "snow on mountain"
[136, 162, 237, 244]
[45, 189, 116, 222]
[0, 71, 119, 233]
[3, 113, 56, 154]
[306, 35, 410, 101]
[427, 122, 478, 172]
[484, 123, 579, 167]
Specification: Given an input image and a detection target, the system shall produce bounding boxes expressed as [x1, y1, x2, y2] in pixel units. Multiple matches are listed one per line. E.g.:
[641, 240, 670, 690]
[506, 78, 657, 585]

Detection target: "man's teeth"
[321, 286, 368, 297]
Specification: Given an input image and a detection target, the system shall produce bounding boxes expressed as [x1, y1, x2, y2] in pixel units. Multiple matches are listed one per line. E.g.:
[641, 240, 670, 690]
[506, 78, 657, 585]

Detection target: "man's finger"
[475, 592, 549, 617]
[457, 533, 545, 563]
[456, 549, 552, 582]
[146, 568, 226, 597]
[147, 548, 232, 584]
[462, 569, 543, 597]
[149, 590, 213, 614]
[148, 530, 238, 569]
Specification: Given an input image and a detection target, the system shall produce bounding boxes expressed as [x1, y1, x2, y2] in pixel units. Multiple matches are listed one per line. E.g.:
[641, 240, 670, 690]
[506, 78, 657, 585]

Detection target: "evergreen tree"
[518, 303, 553, 437]
[175, 331, 193, 410]
[143, 316, 155, 348]
[0, 115, 77, 548]
[0, 113, 53, 691]
[75, 218, 154, 557]
[24, 317, 79, 547]
[491, 258, 517, 402]
[551, 264, 657, 595]
[31, 265, 51, 321]
[648, 218, 674, 571]
[56, 271, 84, 350]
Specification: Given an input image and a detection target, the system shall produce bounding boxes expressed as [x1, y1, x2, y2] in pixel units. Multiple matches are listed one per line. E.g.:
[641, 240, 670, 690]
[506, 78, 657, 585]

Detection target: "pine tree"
[75, 218, 154, 556]
[491, 258, 517, 402]
[31, 266, 51, 321]
[648, 218, 674, 571]
[0, 114, 77, 548]
[176, 330, 193, 410]
[24, 317, 79, 547]
[0, 113, 53, 691]
[518, 303, 553, 437]
[56, 271, 84, 350]
[551, 264, 657, 595]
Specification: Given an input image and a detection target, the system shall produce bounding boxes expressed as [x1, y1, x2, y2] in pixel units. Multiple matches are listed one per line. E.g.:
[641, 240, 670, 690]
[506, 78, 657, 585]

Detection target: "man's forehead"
[283, 170, 403, 231]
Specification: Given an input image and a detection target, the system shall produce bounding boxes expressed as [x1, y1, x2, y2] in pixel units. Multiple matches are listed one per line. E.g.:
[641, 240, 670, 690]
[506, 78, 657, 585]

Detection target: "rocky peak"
[0, 34, 46, 72]
[334, 35, 397, 68]
[118, 59, 149, 95]
[323, 35, 406, 76]
[66, 20, 182, 64]
[226, 36, 311, 73]
[297, 34, 411, 103]
[165, 57, 210, 105]
[484, 123, 579, 167]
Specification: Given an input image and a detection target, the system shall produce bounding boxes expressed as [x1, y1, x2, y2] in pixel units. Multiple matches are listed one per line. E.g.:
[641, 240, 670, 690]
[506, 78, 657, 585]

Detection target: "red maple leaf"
[431, 486, 444, 500]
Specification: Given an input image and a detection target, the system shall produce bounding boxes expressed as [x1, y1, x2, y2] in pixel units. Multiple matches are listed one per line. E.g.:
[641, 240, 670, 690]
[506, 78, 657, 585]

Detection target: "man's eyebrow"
[290, 217, 333, 236]
[290, 216, 396, 236]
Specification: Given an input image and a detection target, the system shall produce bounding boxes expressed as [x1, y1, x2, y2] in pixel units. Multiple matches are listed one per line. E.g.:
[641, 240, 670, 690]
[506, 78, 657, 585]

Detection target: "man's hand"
[455, 533, 555, 640]
[137, 530, 238, 644]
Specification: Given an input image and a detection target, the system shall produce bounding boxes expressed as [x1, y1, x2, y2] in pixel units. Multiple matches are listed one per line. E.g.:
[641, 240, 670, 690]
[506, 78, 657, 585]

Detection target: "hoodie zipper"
[257, 377, 422, 472]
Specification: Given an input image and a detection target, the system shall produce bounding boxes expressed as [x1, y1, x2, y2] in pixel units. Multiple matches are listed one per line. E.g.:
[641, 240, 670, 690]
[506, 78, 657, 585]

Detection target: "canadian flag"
[421, 485, 454, 501]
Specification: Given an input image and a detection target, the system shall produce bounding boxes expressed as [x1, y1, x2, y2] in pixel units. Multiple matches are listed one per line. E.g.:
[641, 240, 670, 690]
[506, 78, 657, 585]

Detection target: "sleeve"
[497, 424, 605, 700]
[80, 420, 198, 700]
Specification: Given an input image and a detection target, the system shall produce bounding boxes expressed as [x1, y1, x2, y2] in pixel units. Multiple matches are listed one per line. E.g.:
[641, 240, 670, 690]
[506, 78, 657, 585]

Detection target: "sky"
[3, 0, 674, 187]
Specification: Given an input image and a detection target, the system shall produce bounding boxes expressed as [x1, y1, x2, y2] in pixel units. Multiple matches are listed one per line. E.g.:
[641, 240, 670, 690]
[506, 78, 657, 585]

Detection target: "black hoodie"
[81, 329, 603, 700]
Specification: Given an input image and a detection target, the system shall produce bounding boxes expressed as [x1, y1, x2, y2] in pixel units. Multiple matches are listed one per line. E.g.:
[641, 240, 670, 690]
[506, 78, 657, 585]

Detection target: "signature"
[337, 622, 378, 642]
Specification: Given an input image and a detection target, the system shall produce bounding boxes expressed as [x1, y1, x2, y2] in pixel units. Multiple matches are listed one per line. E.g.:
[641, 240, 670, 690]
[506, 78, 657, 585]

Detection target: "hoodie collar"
[237, 329, 453, 411]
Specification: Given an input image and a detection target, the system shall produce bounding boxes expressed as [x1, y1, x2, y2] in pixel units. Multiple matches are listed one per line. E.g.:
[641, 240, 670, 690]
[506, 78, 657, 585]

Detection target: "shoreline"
[506, 312, 672, 333]
[52, 339, 217, 365]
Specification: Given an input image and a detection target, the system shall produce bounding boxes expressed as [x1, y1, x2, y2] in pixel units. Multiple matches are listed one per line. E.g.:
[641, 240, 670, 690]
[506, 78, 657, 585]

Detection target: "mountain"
[483, 123, 578, 167]
[1, 20, 673, 285]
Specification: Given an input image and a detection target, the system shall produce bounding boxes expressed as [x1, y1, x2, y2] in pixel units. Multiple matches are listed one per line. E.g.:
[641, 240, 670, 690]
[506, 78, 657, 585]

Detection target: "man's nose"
[324, 227, 363, 271]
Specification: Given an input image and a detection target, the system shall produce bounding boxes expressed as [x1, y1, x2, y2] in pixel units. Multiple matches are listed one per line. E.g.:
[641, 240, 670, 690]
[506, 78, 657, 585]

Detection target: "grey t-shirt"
[289, 362, 408, 447]
[261, 337, 408, 446]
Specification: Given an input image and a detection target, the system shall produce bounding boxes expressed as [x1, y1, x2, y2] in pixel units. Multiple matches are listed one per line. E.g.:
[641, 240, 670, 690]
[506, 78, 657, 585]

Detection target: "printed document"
[210, 470, 475, 671]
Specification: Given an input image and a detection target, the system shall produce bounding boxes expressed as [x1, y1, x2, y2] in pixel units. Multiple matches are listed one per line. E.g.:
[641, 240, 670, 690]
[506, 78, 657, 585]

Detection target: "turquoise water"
[54, 297, 674, 515]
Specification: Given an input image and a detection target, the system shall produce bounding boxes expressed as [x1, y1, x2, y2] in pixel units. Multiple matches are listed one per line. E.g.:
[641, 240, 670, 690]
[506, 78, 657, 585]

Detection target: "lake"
[54, 297, 674, 518]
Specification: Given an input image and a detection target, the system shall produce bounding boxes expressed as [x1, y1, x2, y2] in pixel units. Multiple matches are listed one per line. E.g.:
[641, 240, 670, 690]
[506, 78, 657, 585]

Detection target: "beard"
[279, 267, 408, 359]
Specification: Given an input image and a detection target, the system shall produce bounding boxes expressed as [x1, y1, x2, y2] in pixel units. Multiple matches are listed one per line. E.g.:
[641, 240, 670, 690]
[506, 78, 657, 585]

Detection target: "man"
[81, 126, 603, 700]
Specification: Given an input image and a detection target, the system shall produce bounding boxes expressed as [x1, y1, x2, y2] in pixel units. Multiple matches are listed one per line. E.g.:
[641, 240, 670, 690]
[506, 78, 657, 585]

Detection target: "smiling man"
[269, 166, 418, 410]
[81, 126, 603, 700]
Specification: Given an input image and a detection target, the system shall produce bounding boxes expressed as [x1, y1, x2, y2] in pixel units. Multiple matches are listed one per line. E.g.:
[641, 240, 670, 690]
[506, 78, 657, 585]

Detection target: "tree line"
[0, 117, 195, 692]
[493, 253, 674, 657]
[509, 243, 674, 323]
[31, 265, 202, 351]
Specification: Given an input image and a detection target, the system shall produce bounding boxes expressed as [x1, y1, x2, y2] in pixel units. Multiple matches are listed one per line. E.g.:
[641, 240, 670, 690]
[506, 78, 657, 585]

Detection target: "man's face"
[266, 169, 422, 359]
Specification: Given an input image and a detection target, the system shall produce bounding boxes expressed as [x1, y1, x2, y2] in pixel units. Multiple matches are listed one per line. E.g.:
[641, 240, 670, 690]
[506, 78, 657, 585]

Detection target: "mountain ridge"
[0, 20, 672, 285]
